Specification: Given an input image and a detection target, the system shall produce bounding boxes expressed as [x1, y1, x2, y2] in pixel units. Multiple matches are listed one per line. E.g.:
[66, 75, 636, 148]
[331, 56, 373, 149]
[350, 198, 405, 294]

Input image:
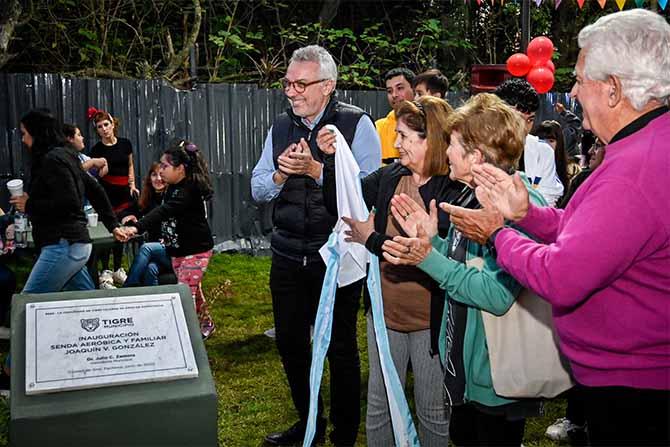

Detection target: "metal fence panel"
[0, 73, 574, 247]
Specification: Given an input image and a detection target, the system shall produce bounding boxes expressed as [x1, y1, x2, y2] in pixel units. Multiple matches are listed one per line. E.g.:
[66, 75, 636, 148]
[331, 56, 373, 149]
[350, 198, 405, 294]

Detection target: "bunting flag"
[659, 0, 668, 9]
[577, 0, 586, 8]
[555, 0, 562, 10]
[535, 0, 543, 6]
[615, 0, 626, 8]
[634, 0, 644, 6]
[598, 0, 607, 8]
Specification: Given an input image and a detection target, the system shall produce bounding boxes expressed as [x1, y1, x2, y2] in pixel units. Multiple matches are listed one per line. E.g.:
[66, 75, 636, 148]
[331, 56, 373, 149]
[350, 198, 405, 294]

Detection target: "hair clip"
[87, 107, 100, 121]
[185, 143, 198, 153]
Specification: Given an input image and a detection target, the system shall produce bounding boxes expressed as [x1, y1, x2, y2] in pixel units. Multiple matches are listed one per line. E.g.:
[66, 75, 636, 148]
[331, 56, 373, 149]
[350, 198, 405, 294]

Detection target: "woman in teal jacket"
[382, 93, 546, 446]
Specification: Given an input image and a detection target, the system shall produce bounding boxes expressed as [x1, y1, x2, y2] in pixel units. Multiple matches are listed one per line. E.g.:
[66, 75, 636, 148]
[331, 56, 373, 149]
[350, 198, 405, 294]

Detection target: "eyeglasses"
[280, 78, 327, 94]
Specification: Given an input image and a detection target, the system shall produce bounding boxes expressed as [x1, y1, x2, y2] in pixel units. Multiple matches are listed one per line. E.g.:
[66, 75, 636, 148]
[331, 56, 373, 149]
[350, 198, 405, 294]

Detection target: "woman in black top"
[89, 108, 137, 276]
[10, 109, 124, 293]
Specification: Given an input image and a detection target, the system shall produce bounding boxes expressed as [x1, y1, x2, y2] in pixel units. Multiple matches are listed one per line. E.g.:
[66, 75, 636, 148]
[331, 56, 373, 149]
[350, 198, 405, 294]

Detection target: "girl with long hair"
[121, 162, 173, 287]
[123, 140, 215, 339]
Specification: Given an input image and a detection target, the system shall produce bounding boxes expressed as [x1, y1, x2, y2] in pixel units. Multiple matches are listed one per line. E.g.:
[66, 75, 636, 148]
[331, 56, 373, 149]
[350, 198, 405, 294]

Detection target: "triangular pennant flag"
[615, 0, 626, 9]
[577, 0, 586, 8]
[597, 0, 607, 8]
[659, 0, 667, 9]
[476, 0, 482, 5]
[535, 0, 543, 6]
[555, 0, 562, 9]
[634, 0, 644, 6]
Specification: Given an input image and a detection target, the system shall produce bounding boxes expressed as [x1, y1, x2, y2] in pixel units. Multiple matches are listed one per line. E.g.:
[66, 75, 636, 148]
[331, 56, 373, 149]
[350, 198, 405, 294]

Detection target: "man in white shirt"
[495, 79, 564, 206]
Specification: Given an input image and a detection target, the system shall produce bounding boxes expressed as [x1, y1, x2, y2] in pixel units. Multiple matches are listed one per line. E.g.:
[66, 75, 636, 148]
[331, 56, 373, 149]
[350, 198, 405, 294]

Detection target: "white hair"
[289, 45, 338, 87]
[578, 9, 670, 110]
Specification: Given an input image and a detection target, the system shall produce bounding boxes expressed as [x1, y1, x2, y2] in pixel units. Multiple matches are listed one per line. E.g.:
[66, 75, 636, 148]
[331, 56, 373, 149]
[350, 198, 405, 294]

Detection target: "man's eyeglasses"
[280, 78, 327, 94]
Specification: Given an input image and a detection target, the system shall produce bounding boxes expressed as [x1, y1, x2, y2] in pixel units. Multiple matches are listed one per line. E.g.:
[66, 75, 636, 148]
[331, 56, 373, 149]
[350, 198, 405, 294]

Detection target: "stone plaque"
[24, 293, 198, 395]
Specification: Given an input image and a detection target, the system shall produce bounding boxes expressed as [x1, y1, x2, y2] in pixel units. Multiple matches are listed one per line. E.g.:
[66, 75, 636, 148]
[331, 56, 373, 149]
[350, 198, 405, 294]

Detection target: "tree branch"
[161, 0, 202, 80]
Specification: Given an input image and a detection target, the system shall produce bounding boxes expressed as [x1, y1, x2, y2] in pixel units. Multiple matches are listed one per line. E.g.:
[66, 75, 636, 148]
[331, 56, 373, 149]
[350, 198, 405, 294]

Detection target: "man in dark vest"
[251, 45, 381, 446]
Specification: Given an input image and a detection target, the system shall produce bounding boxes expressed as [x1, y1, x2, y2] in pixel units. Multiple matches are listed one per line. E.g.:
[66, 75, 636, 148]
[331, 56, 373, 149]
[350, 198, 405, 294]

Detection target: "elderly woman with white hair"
[443, 10, 670, 446]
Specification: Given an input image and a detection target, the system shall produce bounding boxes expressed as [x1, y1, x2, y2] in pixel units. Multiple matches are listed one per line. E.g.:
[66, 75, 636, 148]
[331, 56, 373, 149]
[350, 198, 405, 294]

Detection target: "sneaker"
[201, 319, 216, 340]
[112, 268, 127, 286]
[545, 417, 584, 441]
[0, 326, 10, 340]
[99, 270, 116, 289]
[264, 327, 276, 338]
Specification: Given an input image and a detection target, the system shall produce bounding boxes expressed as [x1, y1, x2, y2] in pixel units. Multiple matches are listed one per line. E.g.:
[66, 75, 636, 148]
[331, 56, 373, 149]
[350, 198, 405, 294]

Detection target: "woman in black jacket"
[10, 109, 125, 293]
[319, 97, 471, 446]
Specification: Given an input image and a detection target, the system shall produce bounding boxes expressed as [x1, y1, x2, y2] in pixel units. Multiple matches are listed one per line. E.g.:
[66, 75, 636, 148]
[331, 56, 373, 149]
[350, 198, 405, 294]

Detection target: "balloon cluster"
[506, 36, 555, 94]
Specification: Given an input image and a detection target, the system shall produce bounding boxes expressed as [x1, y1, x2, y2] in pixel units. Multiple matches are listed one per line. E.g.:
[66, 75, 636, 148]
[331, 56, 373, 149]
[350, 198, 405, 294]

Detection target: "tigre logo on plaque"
[80, 318, 100, 332]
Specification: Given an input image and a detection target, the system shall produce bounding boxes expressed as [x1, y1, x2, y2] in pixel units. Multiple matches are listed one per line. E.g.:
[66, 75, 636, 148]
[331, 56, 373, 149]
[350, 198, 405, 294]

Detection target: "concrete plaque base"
[10, 285, 217, 447]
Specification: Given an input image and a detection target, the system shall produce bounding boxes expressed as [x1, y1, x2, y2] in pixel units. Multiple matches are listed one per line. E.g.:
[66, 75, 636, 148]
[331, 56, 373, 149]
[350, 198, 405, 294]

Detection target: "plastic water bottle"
[14, 212, 28, 248]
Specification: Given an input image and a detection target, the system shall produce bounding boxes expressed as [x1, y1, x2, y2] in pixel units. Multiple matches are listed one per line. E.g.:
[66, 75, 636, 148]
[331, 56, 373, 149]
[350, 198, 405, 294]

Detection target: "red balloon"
[527, 36, 554, 66]
[544, 59, 555, 73]
[506, 53, 531, 77]
[527, 67, 555, 94]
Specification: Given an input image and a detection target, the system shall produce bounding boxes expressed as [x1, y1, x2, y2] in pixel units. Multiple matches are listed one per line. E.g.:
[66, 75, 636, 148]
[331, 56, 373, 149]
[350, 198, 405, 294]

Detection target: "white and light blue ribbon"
[367, 254, 420, 447]
[303, 129, 419, 447]
[303, 245, 420, 447]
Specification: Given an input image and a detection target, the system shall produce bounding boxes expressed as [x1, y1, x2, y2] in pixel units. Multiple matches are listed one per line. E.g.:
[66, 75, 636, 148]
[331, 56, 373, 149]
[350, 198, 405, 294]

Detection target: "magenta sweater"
[496, 112, 670, 390]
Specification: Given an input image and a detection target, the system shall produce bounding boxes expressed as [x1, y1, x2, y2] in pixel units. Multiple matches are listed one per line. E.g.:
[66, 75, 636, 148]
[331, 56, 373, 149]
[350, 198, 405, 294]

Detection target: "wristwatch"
[485, 226, 505, 259]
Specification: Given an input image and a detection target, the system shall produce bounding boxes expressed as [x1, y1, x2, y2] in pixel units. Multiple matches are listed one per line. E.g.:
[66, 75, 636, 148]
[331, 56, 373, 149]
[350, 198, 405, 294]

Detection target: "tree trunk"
[161, 0, 203, 81]
[0, 0, 24, 68]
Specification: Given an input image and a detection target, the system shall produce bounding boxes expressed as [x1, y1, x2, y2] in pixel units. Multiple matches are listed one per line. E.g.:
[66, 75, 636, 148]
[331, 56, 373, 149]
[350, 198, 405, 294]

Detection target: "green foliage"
[3, 1, 669, 89]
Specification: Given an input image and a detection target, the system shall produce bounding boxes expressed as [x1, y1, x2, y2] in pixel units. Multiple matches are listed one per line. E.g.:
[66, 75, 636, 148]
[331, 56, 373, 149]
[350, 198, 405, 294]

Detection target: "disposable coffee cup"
[87, 212, 99, 227]
[6, 179, 23, 197]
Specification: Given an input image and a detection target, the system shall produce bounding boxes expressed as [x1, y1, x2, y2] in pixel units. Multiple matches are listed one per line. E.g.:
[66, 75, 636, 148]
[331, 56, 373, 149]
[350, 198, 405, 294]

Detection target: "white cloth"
[319, 125, 369, 287]
[524, 134, 564, 206]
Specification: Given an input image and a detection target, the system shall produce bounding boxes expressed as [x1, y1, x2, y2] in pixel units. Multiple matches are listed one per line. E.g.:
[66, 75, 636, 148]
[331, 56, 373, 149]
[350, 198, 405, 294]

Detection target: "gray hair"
[289, 45, 338, 86]
[578, 10, 670, 110]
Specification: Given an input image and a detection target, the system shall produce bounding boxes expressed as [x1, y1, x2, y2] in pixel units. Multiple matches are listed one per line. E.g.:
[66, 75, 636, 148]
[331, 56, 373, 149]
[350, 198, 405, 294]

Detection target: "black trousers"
[449, 403, 526, 446]
[578, 383, 669, 446]
[270, 253, 363, 444]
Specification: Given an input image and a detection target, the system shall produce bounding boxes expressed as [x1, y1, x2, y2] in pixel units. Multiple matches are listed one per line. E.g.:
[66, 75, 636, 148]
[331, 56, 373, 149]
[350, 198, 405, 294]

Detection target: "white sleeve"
[524, 136, 564, 206]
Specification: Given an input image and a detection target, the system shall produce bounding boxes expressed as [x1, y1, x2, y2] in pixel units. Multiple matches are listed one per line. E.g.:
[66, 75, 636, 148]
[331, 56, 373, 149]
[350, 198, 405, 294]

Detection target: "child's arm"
[133, 185, 190, 233]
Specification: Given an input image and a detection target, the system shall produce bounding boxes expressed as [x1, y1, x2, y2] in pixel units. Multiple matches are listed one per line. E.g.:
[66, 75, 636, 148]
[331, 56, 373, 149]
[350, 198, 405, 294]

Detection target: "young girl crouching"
[124, 140, 216, 339]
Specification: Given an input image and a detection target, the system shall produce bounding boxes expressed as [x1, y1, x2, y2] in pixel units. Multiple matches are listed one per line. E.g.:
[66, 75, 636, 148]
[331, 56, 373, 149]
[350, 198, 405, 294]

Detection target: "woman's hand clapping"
[390, 193, 439, 238]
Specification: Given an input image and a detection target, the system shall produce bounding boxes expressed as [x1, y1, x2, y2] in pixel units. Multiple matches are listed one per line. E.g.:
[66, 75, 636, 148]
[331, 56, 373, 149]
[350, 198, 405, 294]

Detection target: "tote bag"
[467, 257, 574, 398]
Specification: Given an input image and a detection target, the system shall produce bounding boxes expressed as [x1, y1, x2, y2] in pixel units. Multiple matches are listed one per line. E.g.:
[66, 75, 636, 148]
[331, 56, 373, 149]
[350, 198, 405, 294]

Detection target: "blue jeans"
[23, 239, 94, 293]
[124, 242, 172, 287]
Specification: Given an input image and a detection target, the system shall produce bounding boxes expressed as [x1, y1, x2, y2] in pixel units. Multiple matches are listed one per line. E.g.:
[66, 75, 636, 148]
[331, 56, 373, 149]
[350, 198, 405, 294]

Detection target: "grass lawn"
[0, 253, 567, 446]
